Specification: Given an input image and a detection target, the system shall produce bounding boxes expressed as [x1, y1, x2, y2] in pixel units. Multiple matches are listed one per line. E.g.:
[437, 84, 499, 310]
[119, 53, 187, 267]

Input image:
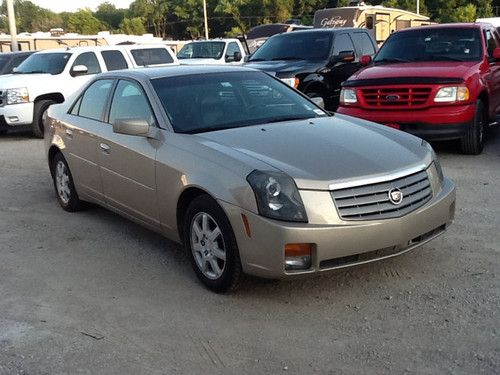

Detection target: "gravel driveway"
[0, 129, 499, 374]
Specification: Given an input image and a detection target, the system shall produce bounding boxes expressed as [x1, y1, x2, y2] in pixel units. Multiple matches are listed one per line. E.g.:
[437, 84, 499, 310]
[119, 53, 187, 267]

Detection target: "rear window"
[130, 48, 174, 66]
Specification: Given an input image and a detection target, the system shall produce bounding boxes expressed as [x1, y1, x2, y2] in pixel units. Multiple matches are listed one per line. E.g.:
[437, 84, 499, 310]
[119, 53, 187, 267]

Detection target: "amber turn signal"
[285, 243, 313, 257]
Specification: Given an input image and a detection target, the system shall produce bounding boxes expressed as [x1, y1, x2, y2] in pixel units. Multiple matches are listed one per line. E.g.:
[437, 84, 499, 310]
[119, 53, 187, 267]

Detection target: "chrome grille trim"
[331, 169, 432, 221]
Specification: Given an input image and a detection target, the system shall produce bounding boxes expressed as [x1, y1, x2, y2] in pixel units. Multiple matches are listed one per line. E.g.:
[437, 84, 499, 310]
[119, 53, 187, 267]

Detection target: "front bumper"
[337, 104, 475, 141]
[220, 177, 455, 279]
[0, 102, 34, 127]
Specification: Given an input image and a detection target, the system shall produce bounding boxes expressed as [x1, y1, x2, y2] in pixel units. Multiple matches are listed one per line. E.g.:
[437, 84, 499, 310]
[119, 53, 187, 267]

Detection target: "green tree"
[94, 2, 126, 30]
[1, 0, 62, 32]
[129, 0, 169, 37]
[119, 16, 146, 34]
[67, 9, 103, 34]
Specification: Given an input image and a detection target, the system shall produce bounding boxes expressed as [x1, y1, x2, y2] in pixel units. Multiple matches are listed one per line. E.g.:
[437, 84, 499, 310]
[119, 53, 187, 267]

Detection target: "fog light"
[285, 243, 312, 271]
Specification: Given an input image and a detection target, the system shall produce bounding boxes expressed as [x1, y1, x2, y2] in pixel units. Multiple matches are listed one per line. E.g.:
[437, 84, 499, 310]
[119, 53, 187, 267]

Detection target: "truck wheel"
[183, 195, 242, 293]
[460, 100, 485, 155]
[32, 99, 55, 138]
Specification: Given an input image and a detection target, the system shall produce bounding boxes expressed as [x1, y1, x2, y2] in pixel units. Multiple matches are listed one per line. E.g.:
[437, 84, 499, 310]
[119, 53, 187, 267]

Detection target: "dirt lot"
[0, 128, 499, 375]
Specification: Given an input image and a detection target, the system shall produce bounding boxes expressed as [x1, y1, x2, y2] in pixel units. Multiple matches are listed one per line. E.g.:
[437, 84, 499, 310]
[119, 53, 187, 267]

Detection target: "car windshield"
[0, 55, 11, 70]
[151, 71, 327, 134]
[177, 42, 225, 59]
[14, 52, 71, 74]
[374, 28, 482, 63]
[249, 32, 332, 61]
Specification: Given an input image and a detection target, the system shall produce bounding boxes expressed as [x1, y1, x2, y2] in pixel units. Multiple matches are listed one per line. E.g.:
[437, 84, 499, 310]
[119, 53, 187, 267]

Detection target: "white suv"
[177, 39, 247, 66]
[0, 44, 178, 137]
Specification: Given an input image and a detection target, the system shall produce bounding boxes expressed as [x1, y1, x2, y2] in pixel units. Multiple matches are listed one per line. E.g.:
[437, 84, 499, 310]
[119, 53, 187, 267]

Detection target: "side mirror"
[71, 65, 88, 77]
[493, 47, 500, 61]
[113, 118, 150, 137]
[329, 50, 355, 66]
[310, 96, 325, 109]
[233, 51, 242, 62]
[360, 55, 372, 66]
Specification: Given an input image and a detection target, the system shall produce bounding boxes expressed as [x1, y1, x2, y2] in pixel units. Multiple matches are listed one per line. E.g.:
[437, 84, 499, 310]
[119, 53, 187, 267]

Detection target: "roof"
[184, 38, 241, 43]
[396, 23, 487, 33]
[274, 27, 360, 36]
[33, 44, 171, 55]
[98, 65, 257, 81]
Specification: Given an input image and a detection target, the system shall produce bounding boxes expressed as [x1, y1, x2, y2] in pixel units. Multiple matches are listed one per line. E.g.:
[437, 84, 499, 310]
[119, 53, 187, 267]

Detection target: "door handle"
[100, 143, 111, 154]
[65, 129, 73, 138]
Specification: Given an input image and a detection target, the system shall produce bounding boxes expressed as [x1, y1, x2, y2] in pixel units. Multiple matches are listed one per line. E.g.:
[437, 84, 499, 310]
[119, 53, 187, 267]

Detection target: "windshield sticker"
[313, 109, 325, 115]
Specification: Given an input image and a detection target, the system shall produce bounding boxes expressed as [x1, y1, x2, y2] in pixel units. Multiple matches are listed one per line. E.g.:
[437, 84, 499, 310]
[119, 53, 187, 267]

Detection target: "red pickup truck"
[337, 23, 500, 154]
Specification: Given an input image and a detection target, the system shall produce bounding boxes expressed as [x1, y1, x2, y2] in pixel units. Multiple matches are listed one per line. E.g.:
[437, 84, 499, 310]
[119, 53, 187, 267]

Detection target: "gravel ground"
[0, 128, 499, 375]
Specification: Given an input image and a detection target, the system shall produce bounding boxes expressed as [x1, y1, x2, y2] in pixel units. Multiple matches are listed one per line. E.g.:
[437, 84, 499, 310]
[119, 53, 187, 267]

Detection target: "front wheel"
[51, 152, 83, 212]
[32, 99, 55, 138]
[460, 100, 485, 155]
[183, 195, 242, 293]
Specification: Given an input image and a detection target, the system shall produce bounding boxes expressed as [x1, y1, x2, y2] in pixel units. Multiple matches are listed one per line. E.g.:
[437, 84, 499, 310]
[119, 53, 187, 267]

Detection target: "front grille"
[331, 169, 432, 221]
[0, 90, 4, 107]
[360, 87, 432, 108]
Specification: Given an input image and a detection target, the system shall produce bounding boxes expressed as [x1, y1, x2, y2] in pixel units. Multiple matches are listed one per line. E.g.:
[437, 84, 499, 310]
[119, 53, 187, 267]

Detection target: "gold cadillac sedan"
[44, 66, 456, 292]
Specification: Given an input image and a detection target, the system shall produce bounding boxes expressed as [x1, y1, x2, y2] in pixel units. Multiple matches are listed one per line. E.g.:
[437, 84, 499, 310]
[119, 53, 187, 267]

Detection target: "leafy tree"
[94, 2, 125, 30]
[129, 0, 169, 38]
[66, 9, 103, 34]
[119, 16, 146, 34]
[0, 0, 62, 32]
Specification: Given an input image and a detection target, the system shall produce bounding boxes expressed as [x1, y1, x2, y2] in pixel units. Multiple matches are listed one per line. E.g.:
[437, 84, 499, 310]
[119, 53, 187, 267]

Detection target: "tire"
[0, 130, 7, 135]
[183, 195, 242, 293]
[460, 100, 485, 155]
[32, 99, 55, 138]
[50, 152, 83, 212]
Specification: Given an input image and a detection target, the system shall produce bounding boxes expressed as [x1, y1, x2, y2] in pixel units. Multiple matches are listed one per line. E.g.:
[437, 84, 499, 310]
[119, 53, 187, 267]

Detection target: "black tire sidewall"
[461, 100, 485, 155]
[32, 100, 55, 138]
[183, 195, 242, 293]
[51, 152, 81, 212]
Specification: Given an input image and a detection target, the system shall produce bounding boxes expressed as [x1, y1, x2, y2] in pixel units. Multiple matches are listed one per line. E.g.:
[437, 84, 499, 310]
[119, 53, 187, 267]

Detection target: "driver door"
[97, 79, 161, 228]
[67, 52, 103, 94]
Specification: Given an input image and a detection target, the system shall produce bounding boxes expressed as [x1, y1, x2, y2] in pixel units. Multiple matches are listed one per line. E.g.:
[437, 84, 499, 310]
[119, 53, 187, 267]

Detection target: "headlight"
[422, 140, 444, 194]
[434, 86, 469, 103]
[280, 77, 299, 89]
[6, 87, 29, 105]
[247, 170, 308, 223]
[340, 88, 357, 104]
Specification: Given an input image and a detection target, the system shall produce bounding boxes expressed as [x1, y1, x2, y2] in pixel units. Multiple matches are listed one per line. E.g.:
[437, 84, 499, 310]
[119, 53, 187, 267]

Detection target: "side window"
[101, 50, 128, 71]
[109, 80, 154, 125]
[77, 79, 114, 121]
[484, 30, 497, 57]
[351, 32, 376, 56]
[332, 33, 356, 55]
[71, 52, 101, 76]
[226, 42, 241, 60]
[69, 96, 82, 116]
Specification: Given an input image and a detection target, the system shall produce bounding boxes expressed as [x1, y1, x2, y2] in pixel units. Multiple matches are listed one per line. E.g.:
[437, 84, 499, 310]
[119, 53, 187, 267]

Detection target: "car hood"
[0, 72, 55, 89]
[244, 59, 323, 76]
[197, 115, 430, 190]
[349, 61, 479, 81]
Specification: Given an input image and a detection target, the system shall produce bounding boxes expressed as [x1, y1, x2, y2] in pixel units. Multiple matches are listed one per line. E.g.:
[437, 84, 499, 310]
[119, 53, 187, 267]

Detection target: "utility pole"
[6, 0, 18, 52]
[416, 0, 420, 15]
[203, 0, 209, 40]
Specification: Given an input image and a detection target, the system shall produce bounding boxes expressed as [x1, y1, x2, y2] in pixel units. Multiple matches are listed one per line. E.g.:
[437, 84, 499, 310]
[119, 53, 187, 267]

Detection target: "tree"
[0, 0, 62, 32]
[129, 0, 169, 38]
[119, 16, 146, 35]
[67, 9, 103, 34]
[94, 2, 126, 30]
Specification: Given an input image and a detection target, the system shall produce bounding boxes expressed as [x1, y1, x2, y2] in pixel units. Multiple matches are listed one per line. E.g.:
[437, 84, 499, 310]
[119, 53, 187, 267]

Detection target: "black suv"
[245, 28, 377, 110]
[0, 51, 34, 75]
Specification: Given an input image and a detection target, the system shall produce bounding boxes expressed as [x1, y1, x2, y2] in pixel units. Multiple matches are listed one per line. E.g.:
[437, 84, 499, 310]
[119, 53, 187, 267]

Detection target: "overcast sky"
[31, 0, 134, 13]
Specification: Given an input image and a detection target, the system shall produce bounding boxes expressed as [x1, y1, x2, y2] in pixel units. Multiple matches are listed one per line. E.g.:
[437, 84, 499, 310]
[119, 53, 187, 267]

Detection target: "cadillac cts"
[44, 66, 456, 292]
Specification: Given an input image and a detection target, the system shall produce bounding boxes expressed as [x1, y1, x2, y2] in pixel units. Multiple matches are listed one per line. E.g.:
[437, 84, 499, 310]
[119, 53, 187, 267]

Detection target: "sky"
[30, 0, 134, 13]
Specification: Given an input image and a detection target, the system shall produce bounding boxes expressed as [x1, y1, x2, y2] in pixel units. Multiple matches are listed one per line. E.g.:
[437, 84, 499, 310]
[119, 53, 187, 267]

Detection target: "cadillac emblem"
[388, 188, 404, 205]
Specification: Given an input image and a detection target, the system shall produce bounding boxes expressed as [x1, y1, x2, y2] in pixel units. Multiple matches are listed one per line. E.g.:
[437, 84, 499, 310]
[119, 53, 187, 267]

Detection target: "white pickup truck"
[177, 39, 247, 65]
[0, 44, 178, 137]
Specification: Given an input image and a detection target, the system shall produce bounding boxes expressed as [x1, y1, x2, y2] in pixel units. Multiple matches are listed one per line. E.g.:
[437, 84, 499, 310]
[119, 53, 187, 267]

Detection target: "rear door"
[97, 79, 161, 227]
[100, 50, 130, 71]
[62, 78, 115, 203]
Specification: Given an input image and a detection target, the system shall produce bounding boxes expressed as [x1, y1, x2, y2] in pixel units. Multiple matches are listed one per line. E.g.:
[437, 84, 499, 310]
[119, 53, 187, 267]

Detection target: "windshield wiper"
[247, 58, 267, 62]
[421, 55, 466, 62]
[374, 58, 410, 64]
[271, 57, 304, 61]
[264, 115, 314, 123]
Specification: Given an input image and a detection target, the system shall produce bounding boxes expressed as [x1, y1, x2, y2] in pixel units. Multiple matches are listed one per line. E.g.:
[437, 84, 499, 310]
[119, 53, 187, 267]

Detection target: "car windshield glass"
[374, 28, 482, 63]
[177, 42, 225, 59]
[14, 53, 71, 74]
[249, 32, 332, 61]
[151, 71, 327, 134]
[0, 55, 11, 70]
